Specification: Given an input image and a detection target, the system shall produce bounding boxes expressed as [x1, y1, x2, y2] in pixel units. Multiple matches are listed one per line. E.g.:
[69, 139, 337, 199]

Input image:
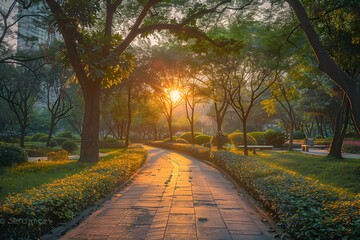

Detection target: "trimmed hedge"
[248, 132, 266, 145]
[47, 150, 69, 161]
[176, 138, 189, 144]
[99, 139, 125, 148]
[178, 132, 203, 143]
[31, 133, 48, 142]
[228, 132, 258, 145]
[62, 140, 78, 154]
[264, 130, 287, 147]
[147, 142, 360, 239]
[194, 134, 211, 145]
[0, 142, 28, 166]
[0, 147, 147, 239]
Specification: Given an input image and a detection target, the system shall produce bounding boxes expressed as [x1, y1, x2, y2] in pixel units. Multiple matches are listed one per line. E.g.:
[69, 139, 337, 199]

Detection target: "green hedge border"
[147, 142, 360, 239]
[0, 147, 147, 239]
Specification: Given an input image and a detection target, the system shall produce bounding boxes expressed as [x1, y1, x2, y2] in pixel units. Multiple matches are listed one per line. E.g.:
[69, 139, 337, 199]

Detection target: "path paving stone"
[61, 146, 274, 240]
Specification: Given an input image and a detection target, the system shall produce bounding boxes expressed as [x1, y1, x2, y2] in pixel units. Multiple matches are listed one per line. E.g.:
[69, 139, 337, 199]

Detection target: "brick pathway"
[62, 146, 274, 240]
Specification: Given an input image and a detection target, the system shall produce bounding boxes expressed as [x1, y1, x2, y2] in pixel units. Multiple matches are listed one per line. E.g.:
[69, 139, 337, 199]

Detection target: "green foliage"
[293, 131, 306, 140]
[175, 138, 189, 144]
[342, 140, 360, 153]
[194, 135, 211, 145]
[24, 136, 32, 142]
[31, 132, 48, 142]
[210, 132, 229, 149]
[314, 138, 333, 145]
[38, 135, 49, 142]
[25, 147, 52, 157]
[56, 131, 76, 140]
[98, 139, 125, 148]
[0, 147, 147, 239]
[178, 132, 203, 143]
[162, 136, 178, 143]
[0, 142, 28, 166]
[49, 139, 58, 147]
[248, 132, 266, 145]
[264, 129, 287, 147]
[62, 140, 78, 154]
[228, 132, 258, 145]
[53, 137, 70, 145]
[47, 150, 69, 161]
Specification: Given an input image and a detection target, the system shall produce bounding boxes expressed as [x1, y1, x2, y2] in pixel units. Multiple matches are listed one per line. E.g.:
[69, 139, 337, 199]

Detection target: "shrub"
[47, 149, 69, 161]
[49, 139, 58, 147]
[342, 140, 360, 153]
[314, 138, 333, 145]
[194, 135, 211, 145]
[264, 129, 287, 147]
[25, 147, 51, 157]
[0, 132, 19, 143]
[31, 132, 48, 142]
[56, 131, 76, 140]
[38, 135, 49, 142]
[248, 132, 266, 145]
[0, 147, 147, 239]
[293, 131, 306, 140]
[228, 132, 258, 145]
[98, 139, 125, 148]
[162, 136, 178, 143]
[210, 132, 229, 150]
[62, 140, 78, 154]
[0, 142, 28, 166]
[24, 136, 32, 141]
[178, 132, 203, 143]
[53, 137, 69, 145]
[175, 138, 189, 144]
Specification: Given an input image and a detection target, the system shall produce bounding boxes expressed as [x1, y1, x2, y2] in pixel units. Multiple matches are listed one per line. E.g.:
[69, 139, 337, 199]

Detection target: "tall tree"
[43, 0, 239, 162]
[0, 63, 40, 147]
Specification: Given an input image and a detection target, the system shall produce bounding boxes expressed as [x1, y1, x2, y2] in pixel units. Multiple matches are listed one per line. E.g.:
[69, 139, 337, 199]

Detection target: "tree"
[285, 0, 360, 134]
[42, 0, 243, 162]
[42, 60, 73, 147]
[0, 63, 40, 147]
[226, 56, 276, 155]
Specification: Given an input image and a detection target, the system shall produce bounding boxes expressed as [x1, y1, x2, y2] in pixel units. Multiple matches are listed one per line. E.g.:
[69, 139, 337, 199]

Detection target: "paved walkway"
[62, 146, 274, 240]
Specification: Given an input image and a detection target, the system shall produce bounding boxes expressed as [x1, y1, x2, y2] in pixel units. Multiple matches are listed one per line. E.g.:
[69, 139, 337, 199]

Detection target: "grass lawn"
[252, 150, 360, 194]
[0, 148, 125, 199]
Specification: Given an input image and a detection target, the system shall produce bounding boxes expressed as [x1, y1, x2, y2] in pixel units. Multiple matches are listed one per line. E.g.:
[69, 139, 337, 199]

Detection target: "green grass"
[254, 150, 360, 194]
[0, 148, 124, 199]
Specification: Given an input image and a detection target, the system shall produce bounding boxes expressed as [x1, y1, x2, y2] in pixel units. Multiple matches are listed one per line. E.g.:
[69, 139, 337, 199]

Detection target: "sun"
[169, 89, 181, 102]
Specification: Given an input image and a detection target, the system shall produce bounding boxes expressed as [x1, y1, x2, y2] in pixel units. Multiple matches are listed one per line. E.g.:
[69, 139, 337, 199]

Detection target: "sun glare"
[169, 89, 181, 102]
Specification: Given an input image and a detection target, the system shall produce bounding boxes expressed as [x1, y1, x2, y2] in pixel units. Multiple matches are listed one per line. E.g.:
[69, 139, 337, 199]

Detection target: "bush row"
[0, 142, 28, 166]
[0, 147, 147, 239]
[147, 142, 360, 239]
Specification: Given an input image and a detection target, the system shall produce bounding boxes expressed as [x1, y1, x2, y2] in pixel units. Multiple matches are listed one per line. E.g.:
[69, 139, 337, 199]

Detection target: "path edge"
[41, 152, 150, 240]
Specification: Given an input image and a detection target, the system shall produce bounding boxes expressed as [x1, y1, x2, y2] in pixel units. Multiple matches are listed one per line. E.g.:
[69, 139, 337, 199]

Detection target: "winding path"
[62, 146, 274, 240]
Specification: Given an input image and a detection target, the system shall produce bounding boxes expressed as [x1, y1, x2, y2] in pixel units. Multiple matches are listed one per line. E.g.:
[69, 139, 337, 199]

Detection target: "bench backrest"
[305, 138, 315, 146]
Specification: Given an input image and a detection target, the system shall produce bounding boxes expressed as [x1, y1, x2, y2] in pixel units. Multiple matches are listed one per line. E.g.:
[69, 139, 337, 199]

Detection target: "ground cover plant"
[147, 142, 360, 239]
[0, 146, 147, 239]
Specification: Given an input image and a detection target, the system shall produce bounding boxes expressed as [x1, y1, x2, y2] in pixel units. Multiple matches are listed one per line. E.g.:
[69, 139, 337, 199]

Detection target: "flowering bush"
[342, 140, 360, 153]
[148, 142, 360, 239]
[0, 147, 147, 239]
[46, 149, 69, 161]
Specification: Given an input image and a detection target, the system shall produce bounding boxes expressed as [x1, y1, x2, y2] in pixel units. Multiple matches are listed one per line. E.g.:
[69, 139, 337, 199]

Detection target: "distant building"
[1, 1, 61, 52]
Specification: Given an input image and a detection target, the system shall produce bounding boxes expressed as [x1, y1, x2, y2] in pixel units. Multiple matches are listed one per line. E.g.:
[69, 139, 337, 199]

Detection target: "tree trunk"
[285, 0, 360, 133]
[328, 96, 350, 158]
[288, 122, 294, 151]
[125, 85, 131, 148]
[190, 107, 195, 144]
[46, 116, 55, 147]
[79, 82, 101, 163]
[168, 118, 173, 141]
[19, 124, 26, 148]
[242, 120, 248, 156]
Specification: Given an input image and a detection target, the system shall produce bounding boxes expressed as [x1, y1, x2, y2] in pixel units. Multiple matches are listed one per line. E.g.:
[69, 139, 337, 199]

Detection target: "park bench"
[237, 145, 273, 154]
[301, 138, 329, 152]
